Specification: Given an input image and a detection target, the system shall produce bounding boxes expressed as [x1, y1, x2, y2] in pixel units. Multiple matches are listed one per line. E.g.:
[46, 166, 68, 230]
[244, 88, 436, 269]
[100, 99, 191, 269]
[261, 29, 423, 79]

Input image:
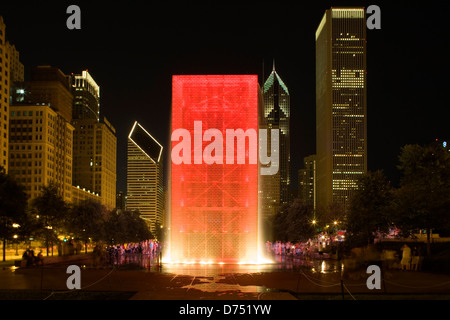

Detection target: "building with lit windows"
[262, 62, 290, 206]
[71, 185, 101, 206]
[0, 17, 10, 172]
[27, 66, 73, 123]
[298, 154, 316, 209]
[8, 64, 75, 202]
[8, 41, 26, 109]
[68, 70, 100, 121]
[127, 121, 163, 235]
[116, 190, 127, 212]
[8, 104, 74, 202]
[69, 70, 116, 210]
[0, 17, 21, 172]
[6, 42, 24, 87]
[72, 117, 117, 209]
[315, 8, 367, 212]
[259, 63, 290, 240]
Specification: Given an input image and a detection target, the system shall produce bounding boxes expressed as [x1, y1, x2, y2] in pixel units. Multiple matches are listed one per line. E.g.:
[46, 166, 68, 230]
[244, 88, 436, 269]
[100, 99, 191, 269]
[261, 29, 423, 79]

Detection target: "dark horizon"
[1, 1, 449, 194]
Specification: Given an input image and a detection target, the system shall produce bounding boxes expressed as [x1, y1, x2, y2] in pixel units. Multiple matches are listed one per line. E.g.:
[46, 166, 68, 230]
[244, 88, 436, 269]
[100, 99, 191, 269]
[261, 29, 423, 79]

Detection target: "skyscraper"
[127, 121, 164, 234]
[315, 7, 367, 212]
[72, 117, 117, 209]
[68, 70, 100, 121]
[8, 42, 26, 107]
[263, 62, 291, 205]
[9, 104, 74, 202]
[298, 154, 317, 209]
[28, 66, 73, 123]
[0, 17, 21, 172]
[6, 42, 24, 86]
[70, 70, 117, 210]
[8, 65, 75, 202]
[0, 17, 10, 172]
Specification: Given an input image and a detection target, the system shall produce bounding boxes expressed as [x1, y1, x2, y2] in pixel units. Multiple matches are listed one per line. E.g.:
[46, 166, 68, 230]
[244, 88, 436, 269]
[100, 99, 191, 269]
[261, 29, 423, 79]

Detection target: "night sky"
[1, 1, 449, 193]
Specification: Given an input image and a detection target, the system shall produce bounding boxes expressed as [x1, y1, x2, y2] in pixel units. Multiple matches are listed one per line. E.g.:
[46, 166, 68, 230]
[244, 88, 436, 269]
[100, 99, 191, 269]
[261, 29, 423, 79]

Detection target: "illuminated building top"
[128, 121, 163, 163]
[69, 70, 100, 121]
[262, 62, 290, 206]
[126, 121, 164, 234]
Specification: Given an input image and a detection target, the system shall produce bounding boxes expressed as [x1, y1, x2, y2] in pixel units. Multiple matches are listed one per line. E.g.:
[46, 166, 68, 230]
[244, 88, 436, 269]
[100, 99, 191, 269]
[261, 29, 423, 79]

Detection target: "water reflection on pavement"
[109, 253, 344, 294]
[109, 252, 343, 275]
[271, 254, 344, 274]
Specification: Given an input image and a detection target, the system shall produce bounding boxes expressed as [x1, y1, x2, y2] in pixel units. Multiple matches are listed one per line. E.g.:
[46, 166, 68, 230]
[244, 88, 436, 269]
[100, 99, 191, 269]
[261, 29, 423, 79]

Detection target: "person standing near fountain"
[400, 244, 411, 271]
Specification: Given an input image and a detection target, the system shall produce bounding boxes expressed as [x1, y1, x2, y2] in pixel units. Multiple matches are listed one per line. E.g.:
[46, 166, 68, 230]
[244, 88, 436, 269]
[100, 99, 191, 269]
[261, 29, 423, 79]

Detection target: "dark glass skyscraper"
[68, 70, 100, 121]
[316, 8, 367, 212]
[70, 70, 117, 209]
[262, 63, 290, 206]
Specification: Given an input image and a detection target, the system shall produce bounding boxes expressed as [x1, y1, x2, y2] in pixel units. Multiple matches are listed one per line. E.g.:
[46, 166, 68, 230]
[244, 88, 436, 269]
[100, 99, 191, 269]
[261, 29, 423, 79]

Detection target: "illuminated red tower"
[170, 75, 259, 263]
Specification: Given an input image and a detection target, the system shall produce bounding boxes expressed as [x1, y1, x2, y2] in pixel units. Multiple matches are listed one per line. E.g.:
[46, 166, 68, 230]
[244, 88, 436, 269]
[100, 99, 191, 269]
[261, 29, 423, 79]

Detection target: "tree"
[153, 221, 164, 242]
[272, 199, 315, 242]
[315, 202, 346, 233]
[127, 211, 154, 242]
[346, 170, 394, 247]
[272, 203, 290, 242]
[0, 167, 28, 261]
[285, 199, 316, 242]
[104, 210, 153, 244]
[393, 142, 450, 255]
[31, 183, 68, 256]
[68, 200, 109, 253]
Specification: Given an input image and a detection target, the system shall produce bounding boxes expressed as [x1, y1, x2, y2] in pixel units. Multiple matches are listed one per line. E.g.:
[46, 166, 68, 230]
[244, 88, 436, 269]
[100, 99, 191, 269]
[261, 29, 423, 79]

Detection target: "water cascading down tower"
[169, 75, 260, 264]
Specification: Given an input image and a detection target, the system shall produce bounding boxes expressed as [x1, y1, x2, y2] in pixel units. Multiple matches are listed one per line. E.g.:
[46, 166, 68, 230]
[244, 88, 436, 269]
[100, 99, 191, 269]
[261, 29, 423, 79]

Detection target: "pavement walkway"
[2, 254, 450, 300]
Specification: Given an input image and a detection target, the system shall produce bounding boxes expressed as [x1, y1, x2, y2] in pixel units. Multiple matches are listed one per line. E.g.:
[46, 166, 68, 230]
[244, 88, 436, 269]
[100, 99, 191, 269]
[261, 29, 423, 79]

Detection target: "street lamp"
[13, 223, 20, 256]
[13, 235, 19, 255]
[333, 221, 339, 236]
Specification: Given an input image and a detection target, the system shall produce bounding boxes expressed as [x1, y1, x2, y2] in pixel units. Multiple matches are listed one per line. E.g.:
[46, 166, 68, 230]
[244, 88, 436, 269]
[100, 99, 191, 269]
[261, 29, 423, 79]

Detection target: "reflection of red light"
[171, 75, 259, 263]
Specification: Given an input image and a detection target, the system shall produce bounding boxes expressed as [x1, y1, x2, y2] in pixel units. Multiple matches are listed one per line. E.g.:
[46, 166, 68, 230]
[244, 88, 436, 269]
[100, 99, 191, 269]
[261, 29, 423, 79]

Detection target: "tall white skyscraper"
[127, 121, 164, 234]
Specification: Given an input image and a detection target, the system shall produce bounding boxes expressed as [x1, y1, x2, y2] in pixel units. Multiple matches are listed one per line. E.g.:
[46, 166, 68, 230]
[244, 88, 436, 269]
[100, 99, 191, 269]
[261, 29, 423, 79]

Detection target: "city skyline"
[0, 1, 448, 194]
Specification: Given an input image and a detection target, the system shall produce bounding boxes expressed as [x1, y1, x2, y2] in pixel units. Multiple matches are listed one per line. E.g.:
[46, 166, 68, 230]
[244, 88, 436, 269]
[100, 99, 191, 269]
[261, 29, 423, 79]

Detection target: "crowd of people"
[266, 239, 329, 259]
[93, 240, 162, 267]
[266, 239, 425, 272]
[107, 240, 160, 257]
[21, 248, 44, 267]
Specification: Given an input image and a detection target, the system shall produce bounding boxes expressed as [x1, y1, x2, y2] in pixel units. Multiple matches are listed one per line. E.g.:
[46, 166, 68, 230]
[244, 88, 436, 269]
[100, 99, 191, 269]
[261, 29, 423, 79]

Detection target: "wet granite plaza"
[2, 252, 450, 301]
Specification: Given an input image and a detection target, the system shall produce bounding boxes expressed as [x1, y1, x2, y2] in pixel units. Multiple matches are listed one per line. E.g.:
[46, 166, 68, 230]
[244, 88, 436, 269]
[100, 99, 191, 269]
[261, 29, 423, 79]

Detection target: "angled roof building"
[127, 121, 164, 235]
